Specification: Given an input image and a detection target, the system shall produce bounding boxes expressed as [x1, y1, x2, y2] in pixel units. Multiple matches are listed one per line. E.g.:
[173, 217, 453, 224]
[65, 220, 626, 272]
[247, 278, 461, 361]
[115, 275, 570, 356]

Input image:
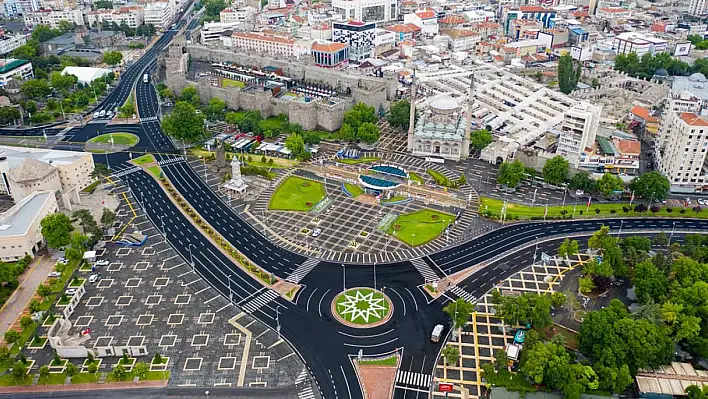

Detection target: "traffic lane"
[123, 170, 262, 302]
[159, 159, 305, 275]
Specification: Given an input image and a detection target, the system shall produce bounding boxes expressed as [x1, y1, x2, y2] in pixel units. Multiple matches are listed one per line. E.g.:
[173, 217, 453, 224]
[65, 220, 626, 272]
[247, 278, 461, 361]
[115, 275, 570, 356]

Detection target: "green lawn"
[87, 133, 139, 146]
[105, 370, 170, 383]
[146, 166, 163, 178]
[427, 169, 451, 186]
[81, 180, 101, 193]
[344, 183, 364, 197]
[382, 195, 407, 203]
[71, 372, 100, 384]
[334, 288, 390, 325]
[0, 374, 31, 386]
[480, 197, 708, 220]
[338, 157, 380, 165]
[387, 209, 455, 246]
[38, 372, 67, 385]
[269, 176, 326, 211]
[223, 78, 245, 88]
[132, 154, 156, 165]
[358, 356, 398, 366]
[408, 172, 424, 185]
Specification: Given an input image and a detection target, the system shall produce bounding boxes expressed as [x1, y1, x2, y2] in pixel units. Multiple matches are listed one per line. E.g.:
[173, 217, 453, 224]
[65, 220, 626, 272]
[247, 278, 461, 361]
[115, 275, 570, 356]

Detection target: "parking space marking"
[174, 294, 191, 305]
[183, 357, 203, 371]
[136, 314, 154, 326]
[197, 313, 215, 324]
[167, 313, 185, 326]
[158, 334, 177, 347]
[153, 277, 170, 288]
[125, 278, 142, 288]
[218, 357, 237, 370]
[191, 333, 209, 347]
[105, 314, 124, 327]
[115, 295, 134, 307]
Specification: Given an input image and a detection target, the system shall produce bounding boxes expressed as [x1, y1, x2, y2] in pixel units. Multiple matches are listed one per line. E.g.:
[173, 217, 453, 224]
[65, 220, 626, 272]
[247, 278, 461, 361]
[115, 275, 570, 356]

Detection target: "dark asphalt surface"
[18, 10, 708, 398]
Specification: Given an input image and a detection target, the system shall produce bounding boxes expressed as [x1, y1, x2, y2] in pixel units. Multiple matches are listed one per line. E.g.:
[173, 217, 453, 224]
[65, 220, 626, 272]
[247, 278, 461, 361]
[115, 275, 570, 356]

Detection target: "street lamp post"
[618, 220, 624, 237]
[373, 262, 376, 291]
[227, 274, 232, 303]
[669, 221, 676, 244]
[159, 214, 166, 236]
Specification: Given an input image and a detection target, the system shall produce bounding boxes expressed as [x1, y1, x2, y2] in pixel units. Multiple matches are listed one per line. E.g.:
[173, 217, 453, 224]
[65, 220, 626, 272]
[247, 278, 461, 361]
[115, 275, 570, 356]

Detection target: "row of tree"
[333, 102, 381, 144]
[613, 52, 696, 80]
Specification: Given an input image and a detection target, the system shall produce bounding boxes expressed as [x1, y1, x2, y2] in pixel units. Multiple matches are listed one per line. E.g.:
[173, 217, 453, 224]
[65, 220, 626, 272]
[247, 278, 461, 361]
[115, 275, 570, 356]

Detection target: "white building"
[228, 32, 311, 58]
[23, 9, 84, 28]
[0, 190, 58, 262]
[688, 0, 708, 17]
[144, 1, 174, 29]
[613, 32, 667, 56]
[86, 6, 145, 29]
[61, 66, 112, 84]
[332, 0, 397, 23]
[656, 73, 708, 193]
[441, 28, 481, 51]
[332, 20, 376, 62]
[2, 0, 40, 18]
[0, 33, 28, 56]
[596, 7, 631, 18]
[219, 6, 255, 23]
[201, 21, 240, 43]
[0, 58, 34, 88]
[557, 102, 602, 165]
[403, 9, 438, 38]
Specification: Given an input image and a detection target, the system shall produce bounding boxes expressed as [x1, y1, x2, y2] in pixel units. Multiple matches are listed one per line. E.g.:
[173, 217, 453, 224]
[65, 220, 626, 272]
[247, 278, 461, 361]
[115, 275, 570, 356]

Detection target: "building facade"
[0, 33, 27, 56]
[23, 9, 83, 28]
[688, 0, 708, 17]
[87, 6, 145, 28]
[332, 20, 375, 62]
[403, 9, 438, 38]
[613, 32, 667, 56]
[230, 32, 311, 58]
[311, 42, 349, 67]
[2, 0, 39, 18]
[219, 6, 255, 23]
[0, 58, 33, 87]
[0, 191, 58, 262]
[144, 1, 173, 29]
[557, 102, 602, 165]
[331, 0, 397, 23]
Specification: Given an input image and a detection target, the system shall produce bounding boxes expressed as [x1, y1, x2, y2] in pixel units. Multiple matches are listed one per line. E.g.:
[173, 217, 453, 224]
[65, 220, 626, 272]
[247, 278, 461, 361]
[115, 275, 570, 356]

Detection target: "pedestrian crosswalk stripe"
[410, 258, 439, 282]
[286, 258, 320, 284]
[157, 157, 185, 166]
[140, 116, 159, 122]
[449, 285, 477, 303]
[241, 290, 278, 314]
[395, 370, 431, 388]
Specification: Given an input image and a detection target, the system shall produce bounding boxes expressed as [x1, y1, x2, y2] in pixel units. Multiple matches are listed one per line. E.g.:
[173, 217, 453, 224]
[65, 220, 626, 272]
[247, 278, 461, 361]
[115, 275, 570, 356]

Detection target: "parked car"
[57, 258, 68, 265]
[431, 324, 444, 342]
[48, 271, 62, 278]
[311, 228, 321, 237]
[65, 288, 77, 296]
[88, 274, 100, 283]
[93, 112, 100, 119]
[698, 198, 707, 206]
[99, 110, 106, 118]
[95, 260, 110, 266]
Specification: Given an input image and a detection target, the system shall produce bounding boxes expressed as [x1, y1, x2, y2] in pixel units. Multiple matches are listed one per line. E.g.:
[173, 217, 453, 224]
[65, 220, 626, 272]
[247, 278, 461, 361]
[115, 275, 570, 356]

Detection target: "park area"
[268, 176, 326, 211]
[334, 288, 391, 326]
[387, 209, 455, 246]
[87, 133, 139, 146]
[480, 197, 708, 220]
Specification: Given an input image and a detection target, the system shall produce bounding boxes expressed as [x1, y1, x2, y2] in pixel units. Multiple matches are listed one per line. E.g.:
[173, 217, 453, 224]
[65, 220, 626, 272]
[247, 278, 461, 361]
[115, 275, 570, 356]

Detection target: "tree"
[20, 316, 33, 329]
[0, 346, 10, 362]
[119, 102, 135, 117]
[470, 129, 493, 152]
[284, 133, 310, 161]
[542, 156, 569, 186]
[12, 42, 38, 60]
[101, 208, 116, 227]
[653, 232, 669, 247]
[40, 213, 74, 249]
[21, 79, 52, 99]
[335, 124, 357, 142]
[387, 99, 413, 130]
[204, 0, 228, 21]
[558, 54, 579, 94]
[37, 284, 52, 299]
[0, 106, 21, 124]
[31, 25, 62, 42]
[39, 365, 50, 380]
[11, 360, 26, 379]
[569, 171, 596, 193]
[93, 0, 113, 9]
[88, 362, 98, 373]
[633, 260, 668, 303]
[65, 362, 78, 376]
[50, 71, 77, 92]
[630, 171, 670, 202]
[343, 102, 377, 131]
[180, 86, 201, 106]
[203, 98, 227, 121]
[91, 163, 110, 179]
[65, 233, 89, 261]
[686, 385, 708, 399]
[558, 238, 580, 258]
[443, 298, 475, 329]
[551, 292, 567, 308]
[133, 361, 149, 379]
[520, 341, 571, 388]
[4, 330, 19, 344]
[111, 364, 127, 380]
[441, 345, 459, 365]
[578, 276, 595, 293]
[357, 122, 380, 144]
[101, 51, 123, 66]
[162, 102, 208, 144]
[596, 173, 624, 196]
[497, 160, 526, 188]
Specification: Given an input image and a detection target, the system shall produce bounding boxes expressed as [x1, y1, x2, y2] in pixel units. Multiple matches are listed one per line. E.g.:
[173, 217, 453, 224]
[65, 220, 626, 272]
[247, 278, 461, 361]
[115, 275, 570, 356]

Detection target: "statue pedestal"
[223, 156, 248, 197]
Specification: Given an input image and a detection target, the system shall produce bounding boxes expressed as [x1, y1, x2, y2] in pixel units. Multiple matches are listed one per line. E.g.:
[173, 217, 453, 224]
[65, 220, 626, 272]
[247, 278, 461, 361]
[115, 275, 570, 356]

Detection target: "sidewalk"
[0, 255, 55, 339]
[0, 380, 167, 394]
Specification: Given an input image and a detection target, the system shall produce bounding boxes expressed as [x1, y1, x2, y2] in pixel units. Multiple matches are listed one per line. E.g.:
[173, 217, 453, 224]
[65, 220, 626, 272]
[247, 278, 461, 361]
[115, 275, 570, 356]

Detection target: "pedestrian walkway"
[295, 368, 316, 399]
[448, 285, 477, 303]
[410, 258, 440, 283]
[140, 116, 159, 122]
[157, 156, 185, 166]
[286, 258, 320, 284]
[396, 370, 432, 388]
[0, 255, 54, 338]
[240, 289, 279, 314]
[112, 166, 140, 178]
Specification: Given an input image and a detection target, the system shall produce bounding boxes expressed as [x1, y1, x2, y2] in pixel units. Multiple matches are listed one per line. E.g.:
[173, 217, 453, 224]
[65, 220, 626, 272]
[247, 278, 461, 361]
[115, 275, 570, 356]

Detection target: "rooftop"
[0, 191, 53, 238]
[7, 158, 55, 183]
[680, 113, 708, 127]
[312, 41, 348, 52]
[0, 58, 29, 73]
[0, 145, 89, 170]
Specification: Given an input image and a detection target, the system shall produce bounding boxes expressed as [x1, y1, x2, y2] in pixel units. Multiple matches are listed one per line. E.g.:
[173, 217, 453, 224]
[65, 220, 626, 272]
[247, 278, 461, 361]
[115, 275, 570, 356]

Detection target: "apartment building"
[144, 1, 173, 29]
[403, 9, 438, 38]
[87, 6, 145, 29]
[596, 7, 631, 18]
[557, 102, 603, 165]
[613, 32, 667, 56]
[0, 33, 27, 56]
[382, 23, 420, 45]
[440, 28, 481, 51]
[332, 20, 375, 62]
[688, 0, 707, 17]
[23, 8, 83, 28]
[0, 58, 34, 87]
[2, 0, 39, 17]
[39, 0, 77, 10]
[219, 6, 255, 23]
[0, 190, 58, 262]
[332, 0, 397, 23]
[201, 21, 240, 43]
[229, 32, 311, 58]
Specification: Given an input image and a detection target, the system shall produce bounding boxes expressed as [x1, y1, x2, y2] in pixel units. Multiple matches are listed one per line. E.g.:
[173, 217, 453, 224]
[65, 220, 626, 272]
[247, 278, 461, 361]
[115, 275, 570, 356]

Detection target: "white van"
[431, 324, 444, 342]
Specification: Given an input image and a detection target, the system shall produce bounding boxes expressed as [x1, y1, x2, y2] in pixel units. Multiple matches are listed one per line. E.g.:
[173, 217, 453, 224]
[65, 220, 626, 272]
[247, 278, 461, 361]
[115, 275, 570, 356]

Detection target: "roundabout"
[332, 288, 393, 328]
[85, 132, 140, 154]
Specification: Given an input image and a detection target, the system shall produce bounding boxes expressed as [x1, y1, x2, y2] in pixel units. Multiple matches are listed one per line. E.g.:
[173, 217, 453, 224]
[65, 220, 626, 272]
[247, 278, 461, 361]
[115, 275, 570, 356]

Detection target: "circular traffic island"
[332, 288, 393, 328]
[85, 132, 140, 154]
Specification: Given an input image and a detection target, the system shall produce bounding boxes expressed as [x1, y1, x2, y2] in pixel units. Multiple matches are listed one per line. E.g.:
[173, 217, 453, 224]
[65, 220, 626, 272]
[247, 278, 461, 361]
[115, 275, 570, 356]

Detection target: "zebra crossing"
[410, 258, 440, 282]
[395, 370, 432, 388]
[448, 209, 477, 241]
[157, 157, 185, 166]
[286, 258, 320, 284]
[295, 368, 315, 399]
[240, 289, 279, 314]
[140, 116, 159, 122]
[449, 285, 477, 303]
[112, 166, 140, 178]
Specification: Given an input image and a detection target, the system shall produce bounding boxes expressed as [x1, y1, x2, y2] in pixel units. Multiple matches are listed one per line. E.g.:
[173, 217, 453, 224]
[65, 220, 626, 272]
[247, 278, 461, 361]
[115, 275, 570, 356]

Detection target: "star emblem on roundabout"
[337, 290, 388, 324]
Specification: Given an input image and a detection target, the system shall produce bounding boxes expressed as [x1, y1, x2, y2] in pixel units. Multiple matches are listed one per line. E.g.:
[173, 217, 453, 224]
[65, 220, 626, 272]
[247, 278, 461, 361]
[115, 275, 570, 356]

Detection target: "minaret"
[406, 70, 417, 154]
[462, 72, 474, 158]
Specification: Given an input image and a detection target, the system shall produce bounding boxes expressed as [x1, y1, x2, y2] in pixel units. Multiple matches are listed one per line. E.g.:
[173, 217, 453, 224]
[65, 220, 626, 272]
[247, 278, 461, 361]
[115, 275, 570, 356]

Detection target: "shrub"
[595, 208, 601, 214]
[610, 209, 616, 214]
[650, 206, 660, 213]
[29, 299, 41, 313]
[88, 362, 98, 373]
[4, 330, 20, 344]
[666, 207, 673, 213]
[634, 204, 647, 213]
[693, 206, 702, 213]
[680, 209, 686, 214]
[65, 362, 78, 376]
[20, 316, 33, 329]
[622, 206, 630, 213]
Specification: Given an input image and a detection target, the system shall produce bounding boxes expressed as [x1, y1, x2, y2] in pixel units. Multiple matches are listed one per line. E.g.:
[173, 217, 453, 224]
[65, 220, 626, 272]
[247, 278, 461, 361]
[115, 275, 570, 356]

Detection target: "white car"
[93, 112, 100, 119]
[95, 260, 110, 266]
[311, 228, 321, 237]
[65, 288, 77, 296]
[99, 110, 106, 118]
[48, 271, 62, 278]
[698, 198, 707, 206]
[57, 258, 68, 265]
[88, 274, 99, 283]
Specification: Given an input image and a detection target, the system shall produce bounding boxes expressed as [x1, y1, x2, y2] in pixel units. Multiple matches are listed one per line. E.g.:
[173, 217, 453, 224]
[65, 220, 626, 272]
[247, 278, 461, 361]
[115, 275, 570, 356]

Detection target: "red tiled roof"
[680, 113, 708, 126]
[520, 5, 550, 12]
[630, 105, 650, 120]
[384, 23, 421, 33]
[598, 7, 630, 12]
[232, 32, 295, 45]
[415, 10, 436, 19]
[615, 139, 640, 154]
[439, 15, 464, 24]
[441, 28, 479, 39]
[312, 42, 348, 52]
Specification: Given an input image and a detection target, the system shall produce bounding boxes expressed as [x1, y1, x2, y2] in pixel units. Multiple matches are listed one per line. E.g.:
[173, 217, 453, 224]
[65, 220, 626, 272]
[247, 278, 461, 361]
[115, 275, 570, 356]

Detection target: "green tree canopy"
[31, 25, 62, 42]
[284, 133, 309, 160]
[180, 86, 201, 106]
[569, 171, 596, 193]
[40, 213, 74, 249]
[558, 54, 580, 94]
[470, 129, 493, 152]
[443, 298, 475, 329]
[21, 79, 52, 99]
[50, 71, 77, 92]
[630, 171, 670, 201]
[357, 122, 380, 144]
[387, 99, 413, 130]
[203, 97, 227, 121]
[596, 173, 624, 196]
[101, 50, 123, 66]
[162, 101, 207, 144]
[543, 155, 569, 186]
[497, 160, 526, 188]
[343, 102, 377, 131]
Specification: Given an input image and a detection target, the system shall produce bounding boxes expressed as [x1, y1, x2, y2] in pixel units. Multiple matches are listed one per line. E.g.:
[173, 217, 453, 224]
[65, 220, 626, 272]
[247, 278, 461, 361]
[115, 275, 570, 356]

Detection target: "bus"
[143, 73, 148, 83]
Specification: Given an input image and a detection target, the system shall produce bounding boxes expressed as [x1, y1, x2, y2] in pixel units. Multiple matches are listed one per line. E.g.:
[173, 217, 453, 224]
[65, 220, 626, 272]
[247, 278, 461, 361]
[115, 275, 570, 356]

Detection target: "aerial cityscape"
[0, 0, 706, 397]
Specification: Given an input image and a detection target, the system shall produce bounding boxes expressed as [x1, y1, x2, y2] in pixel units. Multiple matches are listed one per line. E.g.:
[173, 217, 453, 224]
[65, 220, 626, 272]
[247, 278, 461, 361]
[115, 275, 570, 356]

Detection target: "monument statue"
[223, 155, 248, 197]
[215, 140, 227, 170]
